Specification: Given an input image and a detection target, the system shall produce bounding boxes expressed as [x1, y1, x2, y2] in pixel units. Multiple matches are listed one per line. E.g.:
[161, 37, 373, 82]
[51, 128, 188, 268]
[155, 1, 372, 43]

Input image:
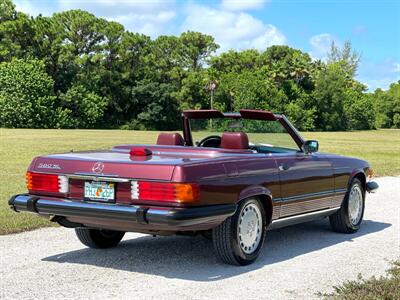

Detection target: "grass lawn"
[1, 128, 399, 235]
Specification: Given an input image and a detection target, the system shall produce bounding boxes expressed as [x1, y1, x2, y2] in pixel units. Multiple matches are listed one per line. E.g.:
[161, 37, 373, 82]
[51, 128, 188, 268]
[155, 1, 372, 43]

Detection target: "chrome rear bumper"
[9, 194, 236, 228]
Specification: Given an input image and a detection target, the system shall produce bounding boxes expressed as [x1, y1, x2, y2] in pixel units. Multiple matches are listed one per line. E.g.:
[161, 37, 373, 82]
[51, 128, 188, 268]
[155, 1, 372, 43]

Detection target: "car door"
[275, 152, 334, 218]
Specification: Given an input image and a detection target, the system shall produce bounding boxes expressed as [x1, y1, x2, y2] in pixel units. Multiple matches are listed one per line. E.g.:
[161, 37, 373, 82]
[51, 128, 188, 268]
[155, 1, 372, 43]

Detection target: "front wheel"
[329, 178, 365, 233]
[75, 228, 125, 248]
[212, 198, 266, 265]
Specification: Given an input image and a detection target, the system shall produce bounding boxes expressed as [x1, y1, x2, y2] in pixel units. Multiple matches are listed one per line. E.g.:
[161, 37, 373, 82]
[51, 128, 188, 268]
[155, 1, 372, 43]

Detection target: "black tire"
[329, 178, 365, 233]
[212, 198, 266, 266]
[75, 228, 125, 248]
[200, 230, 212, 240]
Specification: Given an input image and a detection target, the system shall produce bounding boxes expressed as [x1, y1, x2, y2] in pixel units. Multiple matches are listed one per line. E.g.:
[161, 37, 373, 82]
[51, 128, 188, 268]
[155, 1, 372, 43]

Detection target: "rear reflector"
[26, 172, 68, 193]
[131, 181, 199, 203]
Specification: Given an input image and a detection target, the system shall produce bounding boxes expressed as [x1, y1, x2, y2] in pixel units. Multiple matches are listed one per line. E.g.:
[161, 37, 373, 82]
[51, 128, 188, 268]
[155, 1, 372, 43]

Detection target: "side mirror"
[303, 140, 319, 154]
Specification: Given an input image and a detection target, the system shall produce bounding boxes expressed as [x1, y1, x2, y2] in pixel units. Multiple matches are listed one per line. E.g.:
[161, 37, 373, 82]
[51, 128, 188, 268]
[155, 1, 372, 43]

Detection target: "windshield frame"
[181, 109, 305, 151]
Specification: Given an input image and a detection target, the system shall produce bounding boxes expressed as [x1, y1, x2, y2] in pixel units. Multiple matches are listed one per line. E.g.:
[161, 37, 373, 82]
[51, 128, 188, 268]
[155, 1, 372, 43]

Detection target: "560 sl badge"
[37, 163, 61, 170]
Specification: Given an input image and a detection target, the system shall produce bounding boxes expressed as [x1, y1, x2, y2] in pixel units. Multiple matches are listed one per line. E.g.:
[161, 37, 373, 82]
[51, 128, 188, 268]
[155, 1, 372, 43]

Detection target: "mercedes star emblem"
[92, 162, 104, 174]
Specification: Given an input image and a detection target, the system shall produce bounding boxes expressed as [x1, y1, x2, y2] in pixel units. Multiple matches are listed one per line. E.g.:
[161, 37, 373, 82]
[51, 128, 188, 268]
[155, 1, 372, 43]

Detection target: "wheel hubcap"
[348, 185, 363, 225]
[238, 202, 262, 254]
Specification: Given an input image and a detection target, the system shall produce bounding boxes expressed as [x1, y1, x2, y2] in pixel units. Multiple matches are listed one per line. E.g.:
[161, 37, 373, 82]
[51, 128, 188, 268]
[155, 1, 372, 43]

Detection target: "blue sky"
[14, 0, 400, 91]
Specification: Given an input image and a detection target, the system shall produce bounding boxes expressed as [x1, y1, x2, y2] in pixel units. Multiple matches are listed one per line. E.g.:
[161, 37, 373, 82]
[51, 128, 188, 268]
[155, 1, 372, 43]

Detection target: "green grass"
[1, 128, 399, 235]
[321, 260, 400, 299]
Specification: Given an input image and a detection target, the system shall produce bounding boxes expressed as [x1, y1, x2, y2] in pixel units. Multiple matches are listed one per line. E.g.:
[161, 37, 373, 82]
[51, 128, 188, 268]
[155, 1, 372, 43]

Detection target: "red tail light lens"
[131, 181, 199, 203]
[26, 172, 68, 193]
[129, 147, 152, 156]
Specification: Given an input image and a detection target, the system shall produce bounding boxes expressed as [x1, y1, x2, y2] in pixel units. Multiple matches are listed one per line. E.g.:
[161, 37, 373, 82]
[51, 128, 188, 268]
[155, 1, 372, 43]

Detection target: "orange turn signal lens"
[26, 172, 33, 190]
[367, 168, 375, 180]
[25, 172, 68, 193]
[131, 181, 199, 203]
[174, 183, 200, 202]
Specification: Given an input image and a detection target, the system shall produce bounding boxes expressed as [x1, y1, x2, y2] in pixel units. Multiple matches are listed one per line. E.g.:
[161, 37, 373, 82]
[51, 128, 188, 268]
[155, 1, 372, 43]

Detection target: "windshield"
[190, 118, 300, 153]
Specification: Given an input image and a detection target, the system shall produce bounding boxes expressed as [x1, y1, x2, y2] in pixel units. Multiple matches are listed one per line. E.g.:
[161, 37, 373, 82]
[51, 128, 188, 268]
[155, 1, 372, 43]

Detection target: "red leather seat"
[220, 132, 249, 150]
[156, 133, 185, 146]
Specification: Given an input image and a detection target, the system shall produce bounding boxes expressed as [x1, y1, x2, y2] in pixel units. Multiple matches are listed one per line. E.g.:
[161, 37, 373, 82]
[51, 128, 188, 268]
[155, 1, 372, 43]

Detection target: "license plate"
[84, 181, 115, 202]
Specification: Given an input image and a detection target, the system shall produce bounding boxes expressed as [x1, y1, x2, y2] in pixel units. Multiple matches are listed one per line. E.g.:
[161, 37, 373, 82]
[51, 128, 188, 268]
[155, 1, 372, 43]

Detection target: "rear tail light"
[26, 172, 68, 193]
[131, 181, 199, 203]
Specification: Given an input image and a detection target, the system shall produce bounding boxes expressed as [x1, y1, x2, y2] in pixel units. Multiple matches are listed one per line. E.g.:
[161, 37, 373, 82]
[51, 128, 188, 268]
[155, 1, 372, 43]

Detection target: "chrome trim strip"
[68, 174, 130, 182]
[274, 189, 346, 203]
[269, 207, 340, 230]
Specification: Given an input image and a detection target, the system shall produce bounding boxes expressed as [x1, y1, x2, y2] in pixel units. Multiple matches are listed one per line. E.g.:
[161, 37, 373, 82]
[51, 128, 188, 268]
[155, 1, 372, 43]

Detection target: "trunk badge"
[92, 162, 104, 174]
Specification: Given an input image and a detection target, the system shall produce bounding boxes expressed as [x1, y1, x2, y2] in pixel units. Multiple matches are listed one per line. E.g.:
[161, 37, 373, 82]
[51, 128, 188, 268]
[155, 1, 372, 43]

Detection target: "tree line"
[0, 0, 399, 131]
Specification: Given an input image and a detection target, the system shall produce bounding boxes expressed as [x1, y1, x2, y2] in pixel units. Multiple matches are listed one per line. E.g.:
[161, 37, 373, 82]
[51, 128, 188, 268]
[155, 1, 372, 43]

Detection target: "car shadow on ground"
[42, 218, 390, 282]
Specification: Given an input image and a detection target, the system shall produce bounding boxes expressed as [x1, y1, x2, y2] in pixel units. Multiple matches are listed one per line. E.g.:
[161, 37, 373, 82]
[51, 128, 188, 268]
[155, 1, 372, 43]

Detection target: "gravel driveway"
[1, 176, 399, 299]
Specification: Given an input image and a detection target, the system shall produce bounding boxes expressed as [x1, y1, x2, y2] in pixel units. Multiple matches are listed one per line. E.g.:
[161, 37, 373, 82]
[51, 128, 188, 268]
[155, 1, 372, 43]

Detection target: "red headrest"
[156, 133, 184, 146]
[220, 132, 249, 150]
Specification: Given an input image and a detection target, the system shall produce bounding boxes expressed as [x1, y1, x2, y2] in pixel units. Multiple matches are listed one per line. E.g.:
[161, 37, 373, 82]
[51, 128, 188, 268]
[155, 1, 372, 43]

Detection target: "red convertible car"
[9, 109, 378, 265]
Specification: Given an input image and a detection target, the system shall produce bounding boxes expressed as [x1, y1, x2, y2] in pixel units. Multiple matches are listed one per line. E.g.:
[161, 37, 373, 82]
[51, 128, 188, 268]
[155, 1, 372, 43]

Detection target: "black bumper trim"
[9, 194, 237, 228]
[366, 181, 379, 193]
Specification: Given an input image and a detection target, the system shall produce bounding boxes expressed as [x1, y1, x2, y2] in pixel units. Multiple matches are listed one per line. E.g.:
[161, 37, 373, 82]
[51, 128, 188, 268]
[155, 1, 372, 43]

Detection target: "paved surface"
[1, 177, 399, 300]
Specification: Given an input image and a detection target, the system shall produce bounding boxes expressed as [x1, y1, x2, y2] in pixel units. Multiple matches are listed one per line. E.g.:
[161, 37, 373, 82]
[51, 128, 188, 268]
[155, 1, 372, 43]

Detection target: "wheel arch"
[349, 169, 366, 192]
[238, 185, 273, 226]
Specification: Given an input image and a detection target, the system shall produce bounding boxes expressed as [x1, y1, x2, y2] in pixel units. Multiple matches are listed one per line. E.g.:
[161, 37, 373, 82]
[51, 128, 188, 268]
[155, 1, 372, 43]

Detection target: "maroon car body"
[9, 109, 378, 265]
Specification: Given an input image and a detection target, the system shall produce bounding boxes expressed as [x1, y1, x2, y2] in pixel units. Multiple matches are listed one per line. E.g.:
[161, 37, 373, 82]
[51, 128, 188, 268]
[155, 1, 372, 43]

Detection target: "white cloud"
[181, 4, 286, 52]
[309, 33, 339, 60]
[58, 0, 176, 16]
[111, 11, 176, 37]
[221, 0, 269, 11]
[14, 0, 177, 37]
[357, 58, 400, 91]
[393, 62, 400, 72]
[14, 0, 54, 16]
[58, 0, 177, 36]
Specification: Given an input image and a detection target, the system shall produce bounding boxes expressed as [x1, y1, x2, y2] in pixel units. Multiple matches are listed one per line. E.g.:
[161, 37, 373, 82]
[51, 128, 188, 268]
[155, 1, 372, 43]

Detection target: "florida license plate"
[84, 181, 115, 202]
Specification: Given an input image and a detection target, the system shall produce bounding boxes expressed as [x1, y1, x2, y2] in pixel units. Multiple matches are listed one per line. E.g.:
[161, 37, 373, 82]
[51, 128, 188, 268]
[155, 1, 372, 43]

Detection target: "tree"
[128, 80, 179, 130]
[0, 4, 394, 131]
[327, 41, 361, 77]
[0, 11, 36, 62]
[179, 31, 219, 70]
[312, 63, 349, 130]
[344, 90, 375, 130]
[260, 45, 314, 88]
[210, 49, 260, 74]
[0, 59, 56, 128]
[374, 81, 400, 128]
[56, 84, 107, 128]
[0, 0, 17, 23]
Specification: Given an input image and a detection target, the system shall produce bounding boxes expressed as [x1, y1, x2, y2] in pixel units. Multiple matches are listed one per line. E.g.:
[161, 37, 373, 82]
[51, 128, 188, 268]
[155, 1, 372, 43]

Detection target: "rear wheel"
[212, 198, 266, 265]
[329, 178, 365, 233]
[75, 228, 125, 248]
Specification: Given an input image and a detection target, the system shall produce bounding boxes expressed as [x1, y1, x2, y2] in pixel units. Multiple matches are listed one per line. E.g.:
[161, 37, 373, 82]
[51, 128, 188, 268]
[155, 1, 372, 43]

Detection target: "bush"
[374, 82, 400, 129]
[0, 59, 56, 128]
[55, 85, 107, 128]
[344, 91, 375, 130]
[322, 261, 400, 299]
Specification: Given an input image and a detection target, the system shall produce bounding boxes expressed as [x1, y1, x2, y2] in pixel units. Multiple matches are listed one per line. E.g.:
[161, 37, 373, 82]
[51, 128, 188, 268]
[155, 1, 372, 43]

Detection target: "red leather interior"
[156, 133, 185, 146]
[220, 132, 249, 150]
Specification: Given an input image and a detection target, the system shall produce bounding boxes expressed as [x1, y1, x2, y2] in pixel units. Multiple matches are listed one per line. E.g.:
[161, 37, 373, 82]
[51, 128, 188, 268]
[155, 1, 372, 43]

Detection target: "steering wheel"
[197, 135, 222, 148]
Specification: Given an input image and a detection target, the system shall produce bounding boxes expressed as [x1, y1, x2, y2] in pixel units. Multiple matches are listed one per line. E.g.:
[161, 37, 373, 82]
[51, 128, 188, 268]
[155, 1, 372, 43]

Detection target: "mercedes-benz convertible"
[9, 109, 378, 265]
